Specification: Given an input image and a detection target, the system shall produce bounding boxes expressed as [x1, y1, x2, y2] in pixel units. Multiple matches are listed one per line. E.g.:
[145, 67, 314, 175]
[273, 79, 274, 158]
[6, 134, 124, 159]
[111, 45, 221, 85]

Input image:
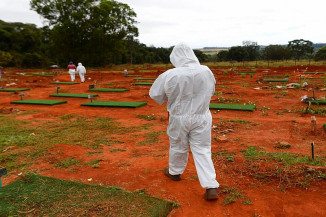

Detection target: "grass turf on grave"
[50, 93, 98, 98]
[134, 82, 153, 86]
[50, 82, 79, 85]
[299, 77, 325, 80]
[209, 103, 256, 111]
[135, 78, 156, 80]
[263, 78, 289, 82]
[88, 88, 129, 92]
[310, 100, 326, 105]
[234, 72, 255, 75]
[263, 75, 289, 78]
[81, 101, 147, 108]
[10, 99, 67, 105]
[124, 75, 142, 77]
[0, 88, 30, 92]
[0, 173, 176, 217]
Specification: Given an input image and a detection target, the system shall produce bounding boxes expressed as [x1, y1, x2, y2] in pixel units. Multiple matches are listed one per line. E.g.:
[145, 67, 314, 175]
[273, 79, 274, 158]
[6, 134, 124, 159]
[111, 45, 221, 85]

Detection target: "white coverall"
[76, 63, 86, 83]
[149, 43, 219, 189]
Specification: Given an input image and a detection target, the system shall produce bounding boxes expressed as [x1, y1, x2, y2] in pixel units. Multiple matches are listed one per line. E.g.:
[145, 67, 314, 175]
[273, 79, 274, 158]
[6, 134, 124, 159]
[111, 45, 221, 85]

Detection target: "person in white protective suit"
[149, 42, 219, 200]
[76, 63, 87, 83]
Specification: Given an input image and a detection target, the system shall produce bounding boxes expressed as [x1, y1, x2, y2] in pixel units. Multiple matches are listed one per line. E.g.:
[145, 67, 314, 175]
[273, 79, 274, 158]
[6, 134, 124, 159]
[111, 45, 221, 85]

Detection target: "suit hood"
[170, 43, 200, 68]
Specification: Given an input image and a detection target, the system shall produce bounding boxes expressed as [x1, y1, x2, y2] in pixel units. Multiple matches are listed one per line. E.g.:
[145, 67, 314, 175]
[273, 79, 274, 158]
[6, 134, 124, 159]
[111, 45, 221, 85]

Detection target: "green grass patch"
[215, 85, 230, 89]
[0, 88, 30, 92]
[137, 114, 156, 121]
[219, 185, 248, 205]
[240, 146, 326, 188]
[134, 82, 153, 85]
[235, 71, 255, 74]
[54, 157, 81, 169]
[0, 173, 176, 216]
[263, 75, 289, 78]
[227, 118, 252, 124]
[50, 82, 79, 84]
[212, 150, 236, 162]
[217, 97, 240, 103]
[81, 101, 147, 108]
[137, 131, 164, 146]
[210, 103, 256, 111]
[263, 78, 289, 82]
[299, 77, 325, 80]
[88, 88, 129, 92]
[310, 100, 326, 105]
[304, 106, 326, 115]
[85, 159, 104, 168]
[10, 99, 67, 105]
[241, 146, 326, 166]
[135, 78, 156, 80]
[109, 148, 126, 152]
[50, 93, 98, 98]
[124, 75, 142, 77]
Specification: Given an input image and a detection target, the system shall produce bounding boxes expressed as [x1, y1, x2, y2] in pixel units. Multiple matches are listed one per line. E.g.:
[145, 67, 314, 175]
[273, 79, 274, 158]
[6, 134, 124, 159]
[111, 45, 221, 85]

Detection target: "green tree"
[242, 41, 260, 61]
[287, 39, 314, 64]
[314, 46, 326, 61]
[0, 20, 46, 67]
[262, 45, 291, 66]
[0, 50, 13, 66]
[228, 46, 248, 62]
[262, 45, 291, 61]
[194, 50, 208, 63]
[216, 50, 229, 62]
[30, 0, 138, 66]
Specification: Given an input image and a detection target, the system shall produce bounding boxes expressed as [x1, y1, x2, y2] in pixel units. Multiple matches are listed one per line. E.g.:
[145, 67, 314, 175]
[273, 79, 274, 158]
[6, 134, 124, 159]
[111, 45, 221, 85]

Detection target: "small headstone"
[88, 95, 94, 103]
[19, 94, 24, 100]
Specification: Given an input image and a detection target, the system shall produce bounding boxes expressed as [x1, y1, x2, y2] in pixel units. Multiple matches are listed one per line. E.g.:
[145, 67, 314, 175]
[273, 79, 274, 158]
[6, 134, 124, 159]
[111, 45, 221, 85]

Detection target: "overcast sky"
[0, 0, 325, 48]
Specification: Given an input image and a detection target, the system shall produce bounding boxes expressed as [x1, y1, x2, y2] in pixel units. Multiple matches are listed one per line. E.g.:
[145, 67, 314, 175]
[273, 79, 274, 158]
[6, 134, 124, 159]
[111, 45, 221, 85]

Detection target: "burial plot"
[263, 78, 289, 82]
[11, 99, 67, 105]
[88, 88, 129, 92]
[210, 103, 256, 111]
[50, 93, 98, 98]
[81, 101, 147, 108]
[134, 82, 153, 86]
[0, 88, 30, 92]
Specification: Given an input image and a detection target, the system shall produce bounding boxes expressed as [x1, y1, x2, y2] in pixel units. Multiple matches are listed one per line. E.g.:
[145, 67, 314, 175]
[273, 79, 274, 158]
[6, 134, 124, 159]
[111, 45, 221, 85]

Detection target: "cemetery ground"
[0, 63, 326, 216]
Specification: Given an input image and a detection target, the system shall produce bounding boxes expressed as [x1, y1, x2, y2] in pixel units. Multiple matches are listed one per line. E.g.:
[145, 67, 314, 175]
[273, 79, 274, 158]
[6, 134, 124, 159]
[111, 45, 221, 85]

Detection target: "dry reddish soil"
[1, 65, 326, 217]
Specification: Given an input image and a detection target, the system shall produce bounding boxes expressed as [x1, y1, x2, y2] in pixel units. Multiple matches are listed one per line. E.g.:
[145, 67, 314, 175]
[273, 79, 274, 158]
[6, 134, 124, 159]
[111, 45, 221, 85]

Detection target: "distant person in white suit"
[76, 63, 86, 83]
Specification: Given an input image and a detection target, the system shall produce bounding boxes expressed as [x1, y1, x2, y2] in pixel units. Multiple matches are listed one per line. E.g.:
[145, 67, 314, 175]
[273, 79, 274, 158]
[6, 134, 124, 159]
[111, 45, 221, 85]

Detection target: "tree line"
[0, 0, 326, 68]
[212, 40, 326, 64]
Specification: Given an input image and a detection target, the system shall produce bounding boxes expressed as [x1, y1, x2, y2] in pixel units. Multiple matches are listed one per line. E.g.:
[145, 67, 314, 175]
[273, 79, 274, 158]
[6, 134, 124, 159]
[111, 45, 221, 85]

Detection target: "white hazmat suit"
[149, 43, 219, 189]
[76, 63, 86, 83]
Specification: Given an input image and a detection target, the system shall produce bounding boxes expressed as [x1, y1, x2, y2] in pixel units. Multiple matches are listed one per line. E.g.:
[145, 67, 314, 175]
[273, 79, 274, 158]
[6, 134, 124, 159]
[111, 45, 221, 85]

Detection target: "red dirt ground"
[1, 65, 326, 217]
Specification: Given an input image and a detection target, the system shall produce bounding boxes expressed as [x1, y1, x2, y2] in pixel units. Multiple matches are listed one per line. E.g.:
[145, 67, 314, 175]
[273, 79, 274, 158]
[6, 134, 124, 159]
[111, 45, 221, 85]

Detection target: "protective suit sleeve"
[211, 71, 216, 95]
[149, 73, 168, 105]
